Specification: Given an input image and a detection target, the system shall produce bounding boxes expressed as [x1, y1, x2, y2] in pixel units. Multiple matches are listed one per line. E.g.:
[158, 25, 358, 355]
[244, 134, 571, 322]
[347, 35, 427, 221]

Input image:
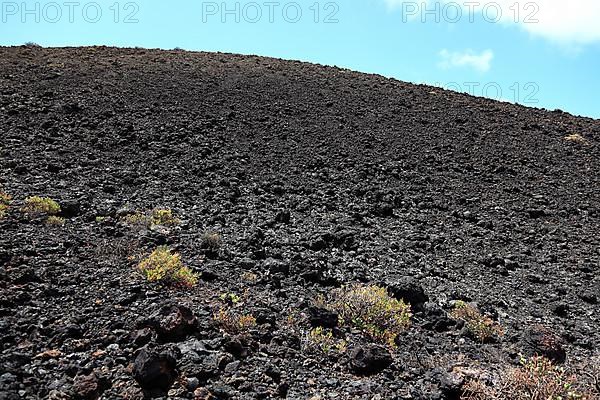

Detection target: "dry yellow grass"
[564, 133, 589, 145]
[461, 356, 596, 400]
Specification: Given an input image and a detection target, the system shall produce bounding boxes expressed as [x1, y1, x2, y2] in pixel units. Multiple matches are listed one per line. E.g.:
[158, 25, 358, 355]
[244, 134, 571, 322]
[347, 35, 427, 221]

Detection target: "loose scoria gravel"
[0, 45, 599, 399]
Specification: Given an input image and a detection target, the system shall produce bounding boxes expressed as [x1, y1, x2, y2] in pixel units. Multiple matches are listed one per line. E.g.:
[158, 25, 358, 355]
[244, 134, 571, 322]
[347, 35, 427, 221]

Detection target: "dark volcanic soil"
[1, 45, 599, 399]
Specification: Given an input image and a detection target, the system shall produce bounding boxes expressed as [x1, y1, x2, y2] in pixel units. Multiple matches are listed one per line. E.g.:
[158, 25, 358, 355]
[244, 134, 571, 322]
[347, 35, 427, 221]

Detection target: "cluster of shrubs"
[22, 196, 61, 216]
[119, 208, 225, 289]
[6, 191, 594, 398]
[0, 192, 64, 225]
[121, 208, 225, 288]
[23, 196, 65, 225]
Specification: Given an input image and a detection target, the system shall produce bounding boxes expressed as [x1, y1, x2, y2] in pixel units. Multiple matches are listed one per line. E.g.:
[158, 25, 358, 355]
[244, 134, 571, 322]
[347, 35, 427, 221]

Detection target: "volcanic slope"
[1, 46, 599, 399]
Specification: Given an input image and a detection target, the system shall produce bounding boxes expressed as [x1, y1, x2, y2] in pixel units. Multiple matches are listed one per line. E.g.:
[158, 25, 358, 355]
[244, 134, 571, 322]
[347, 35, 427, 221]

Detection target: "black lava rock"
[521, 325, 566, 364]
[142, 305, 197, 343]
[349, 345, 393, 376]
[307, 306, 338, 328]
[386, 279, 429, 311]
[274, 210, 291, 224]
[133, 348, 178, 394]
[264, 258, 290, 275]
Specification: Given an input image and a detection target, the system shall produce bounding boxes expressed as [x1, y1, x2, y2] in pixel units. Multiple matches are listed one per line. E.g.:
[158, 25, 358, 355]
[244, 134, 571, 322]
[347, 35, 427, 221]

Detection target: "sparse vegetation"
[138, 246, 197, 288]
[46, 216, 65, 226]
[201, 232, 222, 251]
[220, 292, 242, 305]
[0, 191, 11, 219]
[331, 284, 411, 347]
[151, 208, 180, 226]
[461, 356, 593, 400]
[122, 211, 149, 226]
[241, 271, 258, 283]
[122, 208, 180, 227]
[564, 133, 589, 145]
[450, 301, 504, 343]
[305, 327, 347, 354]
[22, 196, 61, 216]
[213, 308, 256, 334]
[96, 238, 142, 265]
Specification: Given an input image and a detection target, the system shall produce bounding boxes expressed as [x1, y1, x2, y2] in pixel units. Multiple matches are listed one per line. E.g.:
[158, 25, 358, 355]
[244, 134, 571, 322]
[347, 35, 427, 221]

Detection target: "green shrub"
[331, 284, 411, 347]
[138, 246, 197, 288]
[450, 301, 504, 343]
[151, 209, 180, 226]
[22, 196, 60, 216]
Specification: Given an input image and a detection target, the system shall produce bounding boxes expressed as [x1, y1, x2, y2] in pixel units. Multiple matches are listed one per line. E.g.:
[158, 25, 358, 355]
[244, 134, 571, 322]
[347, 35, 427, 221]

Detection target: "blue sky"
[1, 0, 598, 118]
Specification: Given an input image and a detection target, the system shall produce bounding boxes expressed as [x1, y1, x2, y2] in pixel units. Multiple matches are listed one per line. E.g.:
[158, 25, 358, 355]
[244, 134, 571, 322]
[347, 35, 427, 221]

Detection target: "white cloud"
[438, 49, 494, 72]
[511, 0, 600, 44]
[383, 1, 600, 45]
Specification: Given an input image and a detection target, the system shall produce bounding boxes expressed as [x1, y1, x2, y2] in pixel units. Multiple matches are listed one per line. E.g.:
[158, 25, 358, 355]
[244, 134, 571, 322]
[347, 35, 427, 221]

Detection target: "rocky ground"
[0, 45, 599, 399]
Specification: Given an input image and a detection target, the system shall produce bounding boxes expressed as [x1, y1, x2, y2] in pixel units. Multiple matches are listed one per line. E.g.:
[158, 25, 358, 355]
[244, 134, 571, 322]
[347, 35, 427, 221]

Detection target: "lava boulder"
[133, 348, 178, 395]
[349, 344, 393, 376]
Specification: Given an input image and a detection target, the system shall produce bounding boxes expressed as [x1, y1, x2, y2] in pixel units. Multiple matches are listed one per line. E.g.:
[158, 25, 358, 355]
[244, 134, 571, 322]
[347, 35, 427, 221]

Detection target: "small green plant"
[201, 232, 222, 251]
[46, 216, 65, 226]
[306, 327, 347, 354]
[22, 196, 61, 216]
[461, 356, 592, 400]
[331, 284, 411, 347]
[213, 308, 256, 334]
[138, 246, 197, 288]
[95, 216, 106, 223]
[0, 192, 11, 219]
[219, 292, 241, 305]
[450, 301, 504, 343]
[151, 209, 180, 226]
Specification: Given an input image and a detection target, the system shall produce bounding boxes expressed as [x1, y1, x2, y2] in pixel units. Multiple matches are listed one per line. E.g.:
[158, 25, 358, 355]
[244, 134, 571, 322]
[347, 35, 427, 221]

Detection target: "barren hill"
[1, 46, 599, 399]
